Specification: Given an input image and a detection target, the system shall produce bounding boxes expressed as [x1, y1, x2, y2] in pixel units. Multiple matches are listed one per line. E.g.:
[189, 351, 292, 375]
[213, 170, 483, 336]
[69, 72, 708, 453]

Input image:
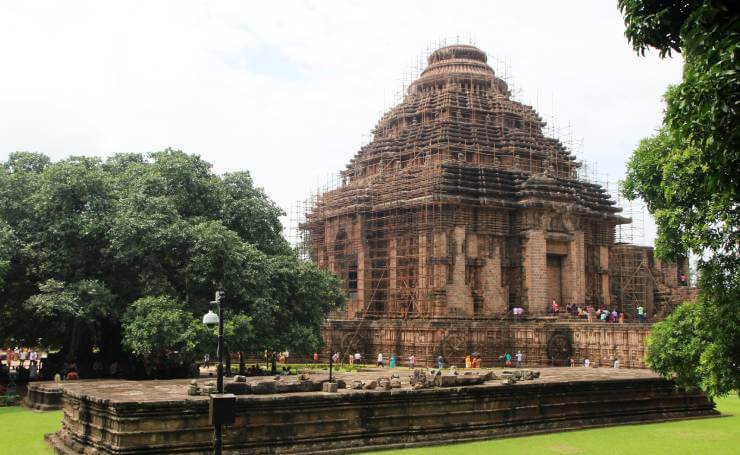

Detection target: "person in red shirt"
[312, 352, 318, 365]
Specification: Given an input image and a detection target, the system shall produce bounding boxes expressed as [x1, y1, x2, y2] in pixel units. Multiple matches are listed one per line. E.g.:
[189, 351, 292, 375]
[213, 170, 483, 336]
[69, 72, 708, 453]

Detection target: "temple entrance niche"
[546, 254, 564, 306]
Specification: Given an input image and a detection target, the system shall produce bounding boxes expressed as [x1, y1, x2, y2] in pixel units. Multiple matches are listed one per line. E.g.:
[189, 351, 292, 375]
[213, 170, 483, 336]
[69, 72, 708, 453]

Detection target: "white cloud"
[0, 0, 682, 245]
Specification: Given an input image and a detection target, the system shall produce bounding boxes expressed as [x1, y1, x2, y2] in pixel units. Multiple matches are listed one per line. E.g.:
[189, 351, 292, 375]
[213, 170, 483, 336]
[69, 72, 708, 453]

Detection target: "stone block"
[224, 382, 251, 395]
[322, 382, 338, 393]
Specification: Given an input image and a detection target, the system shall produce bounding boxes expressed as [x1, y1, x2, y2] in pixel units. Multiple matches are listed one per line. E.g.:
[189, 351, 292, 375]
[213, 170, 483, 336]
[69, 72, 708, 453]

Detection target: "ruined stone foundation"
[46, 371, 716, 454]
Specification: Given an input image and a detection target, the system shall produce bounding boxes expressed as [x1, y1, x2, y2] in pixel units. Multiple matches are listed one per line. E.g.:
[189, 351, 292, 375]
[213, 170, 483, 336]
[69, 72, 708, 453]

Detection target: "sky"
[0, 1, 683, 245]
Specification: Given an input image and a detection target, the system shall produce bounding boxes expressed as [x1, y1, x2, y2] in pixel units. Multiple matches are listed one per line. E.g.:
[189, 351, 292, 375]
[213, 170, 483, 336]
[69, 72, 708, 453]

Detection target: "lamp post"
[202, 290, 232, 455]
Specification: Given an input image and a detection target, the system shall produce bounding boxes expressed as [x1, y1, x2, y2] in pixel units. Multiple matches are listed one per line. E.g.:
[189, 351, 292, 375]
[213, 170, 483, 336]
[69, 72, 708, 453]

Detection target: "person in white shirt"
[376, 353, 384, 367]
[354, 352, 362, 366]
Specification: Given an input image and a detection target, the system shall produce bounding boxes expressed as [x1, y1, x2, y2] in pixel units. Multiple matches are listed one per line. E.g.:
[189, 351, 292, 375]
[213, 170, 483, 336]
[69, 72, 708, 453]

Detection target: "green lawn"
[368, 395, 740, 455]
[0, 406, 61, 454]
[0, 396, 737, 454]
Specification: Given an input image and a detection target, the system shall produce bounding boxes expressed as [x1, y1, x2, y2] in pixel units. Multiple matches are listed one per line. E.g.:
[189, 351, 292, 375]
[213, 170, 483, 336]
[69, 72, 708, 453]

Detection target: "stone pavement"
[31, 366, 659, 405]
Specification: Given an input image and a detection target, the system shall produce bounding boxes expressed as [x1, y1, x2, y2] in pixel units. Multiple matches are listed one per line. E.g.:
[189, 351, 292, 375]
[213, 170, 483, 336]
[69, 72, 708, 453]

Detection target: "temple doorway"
[546, 254, 564, 308]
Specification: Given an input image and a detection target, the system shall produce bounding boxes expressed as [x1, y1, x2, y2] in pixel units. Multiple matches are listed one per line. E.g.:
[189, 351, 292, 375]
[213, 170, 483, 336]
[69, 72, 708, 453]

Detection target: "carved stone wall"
[325, 320, 651, 369]
[47, 375, 717, 454]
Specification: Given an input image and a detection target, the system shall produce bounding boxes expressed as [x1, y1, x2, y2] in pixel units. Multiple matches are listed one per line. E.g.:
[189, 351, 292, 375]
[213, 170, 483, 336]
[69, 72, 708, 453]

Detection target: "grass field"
[369, 395, 740, 455]
[0, 406, 62, 454]
[0, 395, 737, 454]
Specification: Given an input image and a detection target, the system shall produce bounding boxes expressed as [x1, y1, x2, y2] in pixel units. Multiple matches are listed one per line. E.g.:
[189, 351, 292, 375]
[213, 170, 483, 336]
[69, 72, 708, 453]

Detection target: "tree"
[0, 220, 14, 291]
[618, 0, 739, 395]
[121, 296, 203, 356]
[0, 149, 344, 375]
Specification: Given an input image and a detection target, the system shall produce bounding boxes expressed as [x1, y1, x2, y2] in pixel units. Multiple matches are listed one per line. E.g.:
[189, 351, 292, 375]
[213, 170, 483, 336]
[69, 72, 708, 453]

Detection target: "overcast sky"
[0, 1, 683, 245]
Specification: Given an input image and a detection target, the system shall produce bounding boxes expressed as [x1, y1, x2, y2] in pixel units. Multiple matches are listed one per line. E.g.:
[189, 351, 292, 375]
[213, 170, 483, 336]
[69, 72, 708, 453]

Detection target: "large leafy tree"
[618, 0, 739, 396]
[0, 149, 343, 376]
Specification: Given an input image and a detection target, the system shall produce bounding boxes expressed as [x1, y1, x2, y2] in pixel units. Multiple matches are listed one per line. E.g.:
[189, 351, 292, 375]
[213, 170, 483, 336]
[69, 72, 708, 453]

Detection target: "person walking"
[409, 353, 416, 369]
[437, 355, 445, 369]
[390, 354, 396, 368]
[465, 354, 472, 369]
[515, 350, 522, 368]
[354, 351, 362, 366]
[376, 352, 384, 368]
[637, 305, 646, 323]
[504, 352, 512, 367]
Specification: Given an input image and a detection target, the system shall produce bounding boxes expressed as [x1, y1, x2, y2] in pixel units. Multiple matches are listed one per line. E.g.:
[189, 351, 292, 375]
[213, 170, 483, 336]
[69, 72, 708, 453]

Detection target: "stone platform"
[45, 368, 717, 454]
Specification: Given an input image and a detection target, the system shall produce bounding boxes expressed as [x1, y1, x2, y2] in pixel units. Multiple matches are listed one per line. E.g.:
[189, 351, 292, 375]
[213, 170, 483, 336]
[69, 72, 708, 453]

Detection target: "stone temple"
[302, 45, 694, 367]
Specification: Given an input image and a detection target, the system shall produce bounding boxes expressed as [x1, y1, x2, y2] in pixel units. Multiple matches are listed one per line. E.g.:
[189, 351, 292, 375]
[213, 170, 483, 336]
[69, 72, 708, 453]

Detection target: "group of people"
[1, 347, 43, 381]
[464, 353, 484, 368]
[496, 350, 523, 368]
[571, 357, 621, 369]
[552, 298, 644, 324]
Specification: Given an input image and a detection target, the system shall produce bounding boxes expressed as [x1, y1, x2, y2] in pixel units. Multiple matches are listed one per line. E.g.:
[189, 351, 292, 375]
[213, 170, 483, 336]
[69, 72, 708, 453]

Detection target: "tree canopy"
[0, 149, 343, 373]
[618, 0, 738, 396]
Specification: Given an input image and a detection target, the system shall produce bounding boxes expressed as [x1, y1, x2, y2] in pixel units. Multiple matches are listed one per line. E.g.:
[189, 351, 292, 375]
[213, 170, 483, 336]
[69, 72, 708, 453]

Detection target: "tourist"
[376, 352, 384, 368]
[313, 352, 318, 365]
[354, 351, 362, 366]
[599, 310, 608, 322]
[613, 358, 620, 369]
[584, 358, 590, 368]
[679, 273, 688, 286]
[5, 348, 13, 368]
[569, 357, 575, 368]
[619, 312, 625, 324]
[637, 305, 645, 323]
[512, 306, 524, 320]
[66, 361, 79, 380]
[19, 348, 27, 367]
[465, 354, 471, 369]
[29, 360, 38, 380]
[551, 299, 559, 315]
[332, 352, 340, 364]
[437, 355, 445, 369]
[348, 353, 354, 366]
[586, 306, 593, 322]
[409, 353, 415, 369]
[504, 352, 512, 367]
[390, 354, 396, 368]
[515, 351, 522, 368]
[610, 309, 618, 323]
[109, 361, 119, 378]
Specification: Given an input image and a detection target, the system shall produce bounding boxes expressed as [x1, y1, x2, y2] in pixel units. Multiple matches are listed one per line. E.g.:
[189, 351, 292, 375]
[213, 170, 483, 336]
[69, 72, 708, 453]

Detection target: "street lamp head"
[202, 309, 219, 330]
